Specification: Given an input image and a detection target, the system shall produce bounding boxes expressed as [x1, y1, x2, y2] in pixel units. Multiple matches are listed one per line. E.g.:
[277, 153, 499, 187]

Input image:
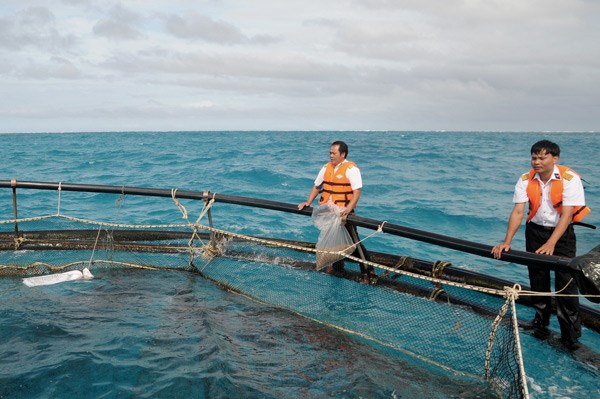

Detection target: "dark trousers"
[525, 222, 581, 342]
[331, 222, 373, 275]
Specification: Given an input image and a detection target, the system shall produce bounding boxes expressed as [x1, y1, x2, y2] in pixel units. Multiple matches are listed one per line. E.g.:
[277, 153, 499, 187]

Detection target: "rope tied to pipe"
[171, 189, 219, 261]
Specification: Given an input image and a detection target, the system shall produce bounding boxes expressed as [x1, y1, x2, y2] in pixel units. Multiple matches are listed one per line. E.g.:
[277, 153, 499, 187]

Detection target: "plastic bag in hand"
[312, 202, 356, 270]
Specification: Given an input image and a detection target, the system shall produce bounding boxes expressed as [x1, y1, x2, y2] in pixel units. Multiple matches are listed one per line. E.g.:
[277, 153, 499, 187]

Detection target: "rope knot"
[13, 236, 24, 249]
[504, 283, 522, 300]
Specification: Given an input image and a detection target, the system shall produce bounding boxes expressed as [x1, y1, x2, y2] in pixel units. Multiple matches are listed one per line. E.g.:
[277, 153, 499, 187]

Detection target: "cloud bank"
[1, 0, 599, 132]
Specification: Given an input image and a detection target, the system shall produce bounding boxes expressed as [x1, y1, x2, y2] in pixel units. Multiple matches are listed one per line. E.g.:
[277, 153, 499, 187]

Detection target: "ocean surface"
[0, 131, 599, 398]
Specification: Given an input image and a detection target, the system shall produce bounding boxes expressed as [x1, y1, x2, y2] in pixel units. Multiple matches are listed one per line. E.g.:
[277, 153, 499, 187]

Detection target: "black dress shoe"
[561, 337, 581, 351]
[531, 318, 550, 339]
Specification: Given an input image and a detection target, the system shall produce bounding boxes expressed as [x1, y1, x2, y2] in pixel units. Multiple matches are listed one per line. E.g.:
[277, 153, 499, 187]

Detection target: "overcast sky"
[1, 0, 599, 133]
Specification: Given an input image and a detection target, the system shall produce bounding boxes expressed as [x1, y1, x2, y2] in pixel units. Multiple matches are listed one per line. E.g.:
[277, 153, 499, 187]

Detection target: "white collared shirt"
[513, 165, 586, 227]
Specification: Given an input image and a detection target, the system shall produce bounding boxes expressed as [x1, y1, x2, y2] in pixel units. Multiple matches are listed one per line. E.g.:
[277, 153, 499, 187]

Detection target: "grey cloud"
[15, 56, 83, 80]
[164, 12, 279, 45]
[330, 24, 441, 62]
[93, 4, 143, 39]
[99, 47, 363, 90]
[323, 2, 600, 90]
[0, 6, 77, 51]
[98, 46, 406, 99]
[353, 0, 595, 20]
[60, 0, 94, 5]
[93, 19, 141, 39]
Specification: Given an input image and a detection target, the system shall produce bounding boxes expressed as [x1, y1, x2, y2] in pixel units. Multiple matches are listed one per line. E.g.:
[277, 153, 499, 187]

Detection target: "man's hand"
[491, 243, 511, 259]
[297, 202, 310, 210]
[535, 242, 556, 256]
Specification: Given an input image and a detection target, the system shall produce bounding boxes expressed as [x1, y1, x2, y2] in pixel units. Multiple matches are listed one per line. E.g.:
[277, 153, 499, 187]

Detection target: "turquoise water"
[1, 131, 599, 398]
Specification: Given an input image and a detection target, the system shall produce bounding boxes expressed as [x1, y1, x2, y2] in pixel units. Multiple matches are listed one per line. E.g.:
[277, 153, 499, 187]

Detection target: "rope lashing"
[171, 189, 189, 220]
[381, 255, 410, 279]
[430, 287, 445, 300]
[429, 261, 451, 299]
[13, 236, 24, 250]
[432, 260, 450, 278]
[171, 189, 218, 262]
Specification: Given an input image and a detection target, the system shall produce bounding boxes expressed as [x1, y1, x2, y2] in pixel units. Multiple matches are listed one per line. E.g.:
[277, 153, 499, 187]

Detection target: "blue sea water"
[1, 131, 599, 398]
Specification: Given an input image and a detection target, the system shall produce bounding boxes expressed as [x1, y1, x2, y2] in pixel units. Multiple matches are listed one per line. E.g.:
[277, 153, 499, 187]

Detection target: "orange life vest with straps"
[525, 164, 591, 223]
[318, 161, 357, 207]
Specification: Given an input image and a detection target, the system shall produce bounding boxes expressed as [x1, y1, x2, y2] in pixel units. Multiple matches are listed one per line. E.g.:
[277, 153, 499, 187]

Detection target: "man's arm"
[492, 202, 526, 259]
[341, 188, 361, 217]
[298, 186, 320, 210]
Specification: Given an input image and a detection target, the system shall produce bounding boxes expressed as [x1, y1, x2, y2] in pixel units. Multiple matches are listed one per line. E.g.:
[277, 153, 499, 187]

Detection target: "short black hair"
[331, 140, 348, 157]
[531, 140, 560, 157]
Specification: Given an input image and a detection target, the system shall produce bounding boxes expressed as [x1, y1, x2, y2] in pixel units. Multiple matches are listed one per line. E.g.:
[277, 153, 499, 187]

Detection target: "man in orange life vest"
[298, 140, 376, 284]
[492, 140, 591, 350]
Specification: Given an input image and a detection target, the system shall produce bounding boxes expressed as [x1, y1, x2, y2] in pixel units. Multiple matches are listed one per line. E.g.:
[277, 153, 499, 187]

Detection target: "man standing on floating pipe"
[298, 140, 376, 284]
[492, 139, 591, 350]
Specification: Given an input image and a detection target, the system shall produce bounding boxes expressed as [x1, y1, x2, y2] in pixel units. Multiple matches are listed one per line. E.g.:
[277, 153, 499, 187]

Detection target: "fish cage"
[2, 179, 600, 398]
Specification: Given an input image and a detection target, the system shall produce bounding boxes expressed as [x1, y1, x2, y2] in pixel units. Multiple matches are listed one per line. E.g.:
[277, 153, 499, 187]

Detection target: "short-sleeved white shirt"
[513, 165, 586, 227]
[314, 160, 363, 190]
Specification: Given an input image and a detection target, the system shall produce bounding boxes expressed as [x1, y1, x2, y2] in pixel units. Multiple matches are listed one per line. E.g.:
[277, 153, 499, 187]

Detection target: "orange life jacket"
[525, 164, 591, 222]
[318, 161, 357, 207]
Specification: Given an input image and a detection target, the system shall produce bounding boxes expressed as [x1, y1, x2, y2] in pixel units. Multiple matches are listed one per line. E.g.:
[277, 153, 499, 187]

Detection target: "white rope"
[344, 220, 386, 248]
[510, 286, 530, 399]
[508, 277, 587, 298]
[56, 182, 62, 216]
[55, 214, 189, 229]
[485, 288, 511, 379]
[0, 215, 56, 225]
[3, 203, 599, 304]
[87, 227, 102, 268]
[194, 193, 216, 225]
[484, 284, 529, 399]
[171, 189, 188, 220]
[171, 189, 219, 264]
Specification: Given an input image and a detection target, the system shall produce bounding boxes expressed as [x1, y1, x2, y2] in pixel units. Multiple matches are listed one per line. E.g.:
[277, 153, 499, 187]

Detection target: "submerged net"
[0, 183, 529, 398]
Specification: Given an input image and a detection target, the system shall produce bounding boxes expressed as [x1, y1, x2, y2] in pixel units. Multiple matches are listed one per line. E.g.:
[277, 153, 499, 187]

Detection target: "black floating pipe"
[348, 214, 574, 272]
[0, 179, 574, 271]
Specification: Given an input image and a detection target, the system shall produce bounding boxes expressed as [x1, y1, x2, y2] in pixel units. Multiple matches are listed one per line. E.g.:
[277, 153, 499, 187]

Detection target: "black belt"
[528, 222, 555, 231]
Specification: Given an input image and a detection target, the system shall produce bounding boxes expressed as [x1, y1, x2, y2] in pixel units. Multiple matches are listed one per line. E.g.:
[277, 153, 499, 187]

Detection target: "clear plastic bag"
[312, 202, 356, 270]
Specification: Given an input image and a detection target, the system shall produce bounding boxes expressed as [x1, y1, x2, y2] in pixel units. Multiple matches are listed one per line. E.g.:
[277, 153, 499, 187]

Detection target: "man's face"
[531, 150, 558, 176]
[330, 145, 345, 166]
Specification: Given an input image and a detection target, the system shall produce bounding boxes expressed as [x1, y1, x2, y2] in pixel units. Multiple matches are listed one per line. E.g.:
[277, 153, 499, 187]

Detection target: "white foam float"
[23, 268, 94, 287]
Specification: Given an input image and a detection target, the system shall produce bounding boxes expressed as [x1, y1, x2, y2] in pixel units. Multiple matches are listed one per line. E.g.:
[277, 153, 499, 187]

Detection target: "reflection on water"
[1, 269, 493, 398]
